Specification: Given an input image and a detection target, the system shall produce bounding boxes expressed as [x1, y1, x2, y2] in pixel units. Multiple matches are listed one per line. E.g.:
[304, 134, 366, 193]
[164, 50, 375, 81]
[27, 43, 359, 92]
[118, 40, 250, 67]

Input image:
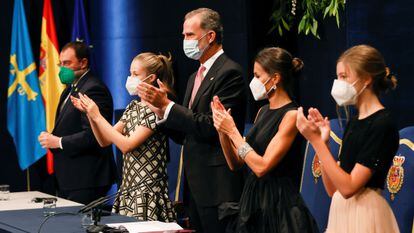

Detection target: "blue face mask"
[183, 33, 208, 60]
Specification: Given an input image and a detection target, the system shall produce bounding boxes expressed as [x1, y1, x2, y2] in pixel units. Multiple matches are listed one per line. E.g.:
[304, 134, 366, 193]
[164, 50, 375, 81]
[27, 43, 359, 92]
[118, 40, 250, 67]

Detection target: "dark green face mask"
[59, 66, 76, 84]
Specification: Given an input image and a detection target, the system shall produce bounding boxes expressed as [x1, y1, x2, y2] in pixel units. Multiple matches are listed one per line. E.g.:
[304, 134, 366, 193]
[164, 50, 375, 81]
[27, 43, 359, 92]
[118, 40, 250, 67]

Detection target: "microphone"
[78, 175, 165, 214]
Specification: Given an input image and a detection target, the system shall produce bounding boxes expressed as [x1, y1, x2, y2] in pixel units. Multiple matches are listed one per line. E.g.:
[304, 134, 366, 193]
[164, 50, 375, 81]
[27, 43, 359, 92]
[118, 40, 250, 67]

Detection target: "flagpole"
[26, 168, 30, 191]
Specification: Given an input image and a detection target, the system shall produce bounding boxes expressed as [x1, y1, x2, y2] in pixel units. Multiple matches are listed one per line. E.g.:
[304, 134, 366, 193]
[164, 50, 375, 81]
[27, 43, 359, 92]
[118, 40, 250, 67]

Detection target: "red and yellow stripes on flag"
[39, 0, 65, 174]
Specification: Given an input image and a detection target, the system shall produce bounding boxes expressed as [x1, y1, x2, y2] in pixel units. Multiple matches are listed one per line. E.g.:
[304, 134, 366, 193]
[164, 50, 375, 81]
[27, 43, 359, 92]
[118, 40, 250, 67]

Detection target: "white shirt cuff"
[59, 137, 63, 149]
[156, 102, 175, 125]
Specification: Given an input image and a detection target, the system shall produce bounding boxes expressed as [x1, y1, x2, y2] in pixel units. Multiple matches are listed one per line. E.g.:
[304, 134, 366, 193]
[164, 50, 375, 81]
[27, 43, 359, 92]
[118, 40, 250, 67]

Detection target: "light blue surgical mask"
[183, 33, 209, 60]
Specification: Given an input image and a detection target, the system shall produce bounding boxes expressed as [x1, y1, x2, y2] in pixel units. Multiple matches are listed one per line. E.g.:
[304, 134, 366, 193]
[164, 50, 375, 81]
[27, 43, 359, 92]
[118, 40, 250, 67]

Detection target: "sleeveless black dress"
[223, 102, 319, 233]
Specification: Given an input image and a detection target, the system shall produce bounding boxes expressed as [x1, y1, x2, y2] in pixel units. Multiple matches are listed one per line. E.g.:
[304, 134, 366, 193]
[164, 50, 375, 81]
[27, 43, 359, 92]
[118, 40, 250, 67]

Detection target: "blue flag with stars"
[7, 0, 46, 170]
[71, 0, 91, 44]
[71, 0, 95, 71]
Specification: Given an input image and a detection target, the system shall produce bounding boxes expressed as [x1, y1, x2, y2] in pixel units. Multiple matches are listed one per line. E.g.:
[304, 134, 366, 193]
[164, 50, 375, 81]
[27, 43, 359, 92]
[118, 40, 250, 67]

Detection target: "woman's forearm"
[321, 164, 337, 197]
[91, 116, 136, 153]
[88, 114, 112, 147]
[312, 139, 368, 198]
[318, 143, 337, 196]
[219, 132, 244, 170]
[227, 129, 276, 177]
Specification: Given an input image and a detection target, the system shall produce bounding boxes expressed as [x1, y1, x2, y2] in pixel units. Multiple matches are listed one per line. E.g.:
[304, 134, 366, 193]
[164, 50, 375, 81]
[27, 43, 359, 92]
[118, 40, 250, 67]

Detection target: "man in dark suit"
[38, 42, 116, 205]
[138, 8, 247, 233]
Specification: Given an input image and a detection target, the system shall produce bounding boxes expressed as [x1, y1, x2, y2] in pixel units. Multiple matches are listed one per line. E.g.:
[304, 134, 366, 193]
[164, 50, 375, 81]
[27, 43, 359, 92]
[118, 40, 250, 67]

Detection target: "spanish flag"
[39, 0, 65, 174]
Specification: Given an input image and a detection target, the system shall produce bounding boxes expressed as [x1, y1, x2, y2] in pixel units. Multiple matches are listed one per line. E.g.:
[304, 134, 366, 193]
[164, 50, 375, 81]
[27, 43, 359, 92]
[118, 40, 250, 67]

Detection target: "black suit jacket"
[165, 53, 247, 207]
[51, 72, 116, 190]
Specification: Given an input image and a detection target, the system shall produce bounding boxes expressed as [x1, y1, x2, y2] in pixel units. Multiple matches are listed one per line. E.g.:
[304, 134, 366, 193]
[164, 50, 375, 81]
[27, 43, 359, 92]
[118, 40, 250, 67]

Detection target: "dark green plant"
[269, 0, 345, 39]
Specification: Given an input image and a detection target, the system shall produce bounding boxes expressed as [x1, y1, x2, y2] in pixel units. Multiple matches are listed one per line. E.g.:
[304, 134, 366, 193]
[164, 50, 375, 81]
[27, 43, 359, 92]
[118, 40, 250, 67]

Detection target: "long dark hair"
[255, 47, 304, 99]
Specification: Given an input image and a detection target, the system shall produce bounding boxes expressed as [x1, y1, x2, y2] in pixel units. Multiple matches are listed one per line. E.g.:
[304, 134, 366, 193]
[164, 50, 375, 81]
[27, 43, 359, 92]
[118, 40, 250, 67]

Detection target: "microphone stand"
[80, 176, 165, 233]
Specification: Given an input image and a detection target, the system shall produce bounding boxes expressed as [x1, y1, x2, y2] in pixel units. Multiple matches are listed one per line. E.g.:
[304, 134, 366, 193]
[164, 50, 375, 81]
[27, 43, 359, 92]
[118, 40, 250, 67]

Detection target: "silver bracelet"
[237, 142, 253, 160]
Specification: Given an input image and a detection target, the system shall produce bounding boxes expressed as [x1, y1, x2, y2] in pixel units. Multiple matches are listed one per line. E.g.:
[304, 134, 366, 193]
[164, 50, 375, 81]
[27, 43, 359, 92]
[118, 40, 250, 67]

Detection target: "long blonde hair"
[336, 45, 397, 126]
[133, 52, 175, 96]
[338, 45, 397, 96]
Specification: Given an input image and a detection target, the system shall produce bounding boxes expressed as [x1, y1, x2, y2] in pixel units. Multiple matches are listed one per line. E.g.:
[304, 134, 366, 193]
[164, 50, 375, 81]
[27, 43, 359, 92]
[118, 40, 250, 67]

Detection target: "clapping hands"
[70, 93, 101, 120]
[296, 107, 330, 143]
[211, 96, 236, 135]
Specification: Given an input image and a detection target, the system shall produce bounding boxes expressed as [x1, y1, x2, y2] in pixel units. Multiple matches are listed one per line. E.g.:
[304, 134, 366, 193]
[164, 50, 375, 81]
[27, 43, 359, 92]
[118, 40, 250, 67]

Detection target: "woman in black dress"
[211, 47, 319, 233]
[296, 45, 399, 232]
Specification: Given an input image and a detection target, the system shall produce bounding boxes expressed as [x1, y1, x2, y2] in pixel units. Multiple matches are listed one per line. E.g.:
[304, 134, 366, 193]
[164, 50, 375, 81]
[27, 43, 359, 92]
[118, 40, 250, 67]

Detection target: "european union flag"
[71, 0, 90, 45]
[71, 0, 95, 71]
[7, 0, 46, 170]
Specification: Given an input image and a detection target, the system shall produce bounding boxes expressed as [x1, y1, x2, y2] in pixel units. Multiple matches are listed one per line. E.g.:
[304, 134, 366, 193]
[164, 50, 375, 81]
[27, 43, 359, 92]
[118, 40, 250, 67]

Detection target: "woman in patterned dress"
[71, 52, 176, 222]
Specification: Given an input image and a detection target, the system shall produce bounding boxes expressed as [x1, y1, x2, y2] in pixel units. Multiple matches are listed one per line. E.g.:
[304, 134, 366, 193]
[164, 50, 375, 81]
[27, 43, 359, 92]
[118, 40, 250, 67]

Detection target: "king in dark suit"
[138, 8, 247, 233]
[38, 42, 116, 205]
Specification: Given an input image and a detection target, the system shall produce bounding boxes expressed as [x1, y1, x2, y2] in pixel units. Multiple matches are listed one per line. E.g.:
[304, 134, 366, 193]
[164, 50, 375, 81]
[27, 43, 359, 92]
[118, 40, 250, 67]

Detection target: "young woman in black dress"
[296, 45, 399, 233]
[211, 47, 319, 233]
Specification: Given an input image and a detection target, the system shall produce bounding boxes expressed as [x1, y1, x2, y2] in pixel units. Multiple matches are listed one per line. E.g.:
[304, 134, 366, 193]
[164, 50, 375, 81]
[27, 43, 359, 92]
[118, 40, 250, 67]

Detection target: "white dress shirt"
[157, 49, 224, 124]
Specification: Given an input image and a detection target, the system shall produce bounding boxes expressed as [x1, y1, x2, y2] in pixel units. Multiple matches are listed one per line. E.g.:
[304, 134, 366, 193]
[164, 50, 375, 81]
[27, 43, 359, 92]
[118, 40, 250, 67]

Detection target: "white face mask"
[249, 77, 276, 101]
[125, 74, 152, 96]
[331, 79, 366, 106]
[183, 33, 208, 60]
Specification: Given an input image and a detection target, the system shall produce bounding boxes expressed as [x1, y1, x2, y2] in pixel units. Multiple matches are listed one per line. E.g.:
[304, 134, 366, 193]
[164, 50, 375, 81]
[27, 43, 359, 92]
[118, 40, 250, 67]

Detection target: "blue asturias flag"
[7, 0, 46, 170]
[71, 0, 90, 45]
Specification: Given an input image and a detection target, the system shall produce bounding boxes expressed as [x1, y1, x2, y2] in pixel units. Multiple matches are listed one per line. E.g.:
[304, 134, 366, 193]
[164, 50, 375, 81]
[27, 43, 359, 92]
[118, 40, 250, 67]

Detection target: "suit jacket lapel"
[54, 72, 89, 127]
[55, 91, 73, 126]
[183, 72, 196, 108]
[190, 54, 227, 110]
[54, 86, 71, 126]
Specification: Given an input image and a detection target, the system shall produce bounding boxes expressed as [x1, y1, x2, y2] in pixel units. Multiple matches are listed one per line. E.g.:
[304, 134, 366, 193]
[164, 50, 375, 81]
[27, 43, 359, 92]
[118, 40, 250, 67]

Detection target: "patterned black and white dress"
[112, 100, 175, 222]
